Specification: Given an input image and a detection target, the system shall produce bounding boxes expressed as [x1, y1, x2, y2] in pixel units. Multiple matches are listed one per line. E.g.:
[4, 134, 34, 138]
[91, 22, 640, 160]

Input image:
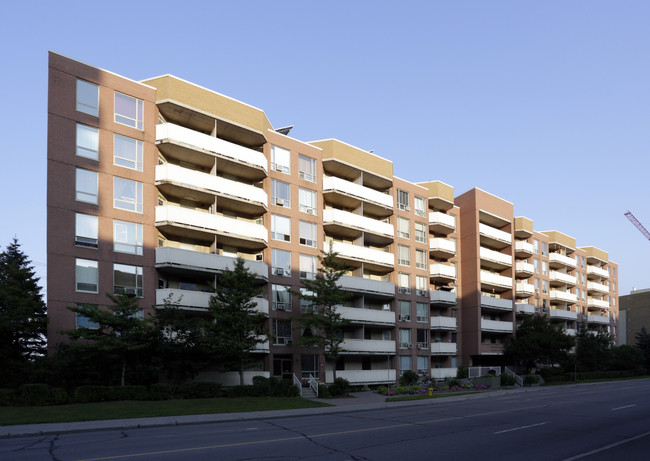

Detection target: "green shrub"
[17, 383, 51, 406]
[399, 370, 419, 386]
[446, 377, 460, 387]
[317, 383, 332, 398]
[74, 385, 112, 403]
[523, 375, 540, 385]
[501, 374, 516, 386]
[456, 366, 469, 379]
[107, 385, 148, 401]
[49, 387, 70, 405]
[0, 389, 16, 406]
[377, 386, 388, 395]
[329, 378, 350, 396]
[177, 382, 223, 399]
[148, 383, 173, 400]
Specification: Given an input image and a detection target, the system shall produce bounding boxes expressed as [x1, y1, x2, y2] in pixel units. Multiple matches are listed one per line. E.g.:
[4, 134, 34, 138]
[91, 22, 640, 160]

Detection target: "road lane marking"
[76, 404, 549, 461]
[563, 430, 650, 460]
[494, 421, 549, 434]
[611, 404, 636, 411]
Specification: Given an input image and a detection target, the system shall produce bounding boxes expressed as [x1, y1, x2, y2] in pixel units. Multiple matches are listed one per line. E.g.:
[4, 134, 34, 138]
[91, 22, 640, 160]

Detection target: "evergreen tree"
[0, 238, 48, 375]
[208, 257, 266, 386]
[292, 243, 350, 382]
[634, 326, 650, 372]
[575, 327, 613, 373]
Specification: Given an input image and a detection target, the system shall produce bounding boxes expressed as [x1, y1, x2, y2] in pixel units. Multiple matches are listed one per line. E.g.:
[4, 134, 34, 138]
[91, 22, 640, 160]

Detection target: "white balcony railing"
[156, 288, 269, 315]
[480, 271, 513, 288]
[323, 176, 393, 208]
[515, 241, 534, 254]
[155, 247, 269, 279]
[337, 275, 395, 297]
[156, 163, 268, 206]
[481, 295, 513, 311]
[430, 263, 456, 279]
[516, 282, 535, 296]
[337, 306, 395, 325]
[587, 298, 609, 309]
[587, 265, 609, 279]
[156, 205, 268, 244]
[156, 123, 267, 172]
[325, 369, 396, 384]
[481, 319, 514, 333]
[549, 253, 577, 268]
[588, 314, 610, 325]
[549, 271, 577, 285]
[328, 241, 394, 267]
[516, 303, 535, 315]
[479, 223, 512, 245]
[587, 281, 609, 294]
[480, 247, 512, 266]
[323, 208, 393, 238]
[340, 339, 396, 354]
[431, 368, 458, 379]
[549, 290, 578, 303]
[565, 329, 577, 336]
[430, 316, 457, 330]
[549, 308, 578, 320]
[429, 238, 457, 255]
[515, 261, 535, 275]
[430, 290, 457, 305]
[431, 342, 457, 355]
[428, 212, 456, 231]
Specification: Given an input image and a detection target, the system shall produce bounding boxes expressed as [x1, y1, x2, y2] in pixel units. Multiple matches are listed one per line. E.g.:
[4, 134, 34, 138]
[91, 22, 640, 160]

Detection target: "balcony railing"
[431, 342, 457, 355]
[516, 282, 535, 296]
[549, 290, 578, 303]
[565, 329, 577, 336]
[340, 339, 396, 354]
[430, 316, 457, 330]
[549, 308, 578, 320]
[431, 368, 458, 379]
[327, 241, 394, 268]
[479, 223, 512, 245]
[430, 290, 457, 305]
[481, 295, 513, 311]
[480, 319, 514, 333]
[587, 298, 609, 309]
[480, 271, 512, 289]
[337, 306, 395, 326]
[429, 237, 457, 256]
[549, 271, 577, 286]
[514, 241, 534, 255]
[587, 314, 610, 325]
[549, 253, 577, 268]
[325, 369, 396, 385]
[587, 281, 609, 294]
[337, 275, 395, 297]
[480, 247, 512, 266]
[587, 265, 609, 279]
[323, 176, 393, 209]
[323, 208, 393, 239]
[156, 288, 268, 315]
[430, 263, 456, 280]
[516, 303, 535, 315]
[428, 212, 456, 233]
[515, 261, 534, 276]
[155, 247, 269, 279]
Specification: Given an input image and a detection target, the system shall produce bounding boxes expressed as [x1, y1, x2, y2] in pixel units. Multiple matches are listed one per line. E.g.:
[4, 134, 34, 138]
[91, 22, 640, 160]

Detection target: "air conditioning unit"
[275, 268, 285, 276]
[417, 290, 428, 297]
[307, 207, 315, 215]
[398, 287, 408, 294]
[299, 271, 307, 278]
[276, 303, 289, 311]
[275, 199, 284, 206]
[418, 344, 428, 350]
[398, 315, 410, 321]
[286, 339, 293, 345]
[275, 164, 284, 172]
[408, 344, 414, 349]
[299, 172, 305, 179]
[256, 254, 264, 261]
[405, 206, 411, 212]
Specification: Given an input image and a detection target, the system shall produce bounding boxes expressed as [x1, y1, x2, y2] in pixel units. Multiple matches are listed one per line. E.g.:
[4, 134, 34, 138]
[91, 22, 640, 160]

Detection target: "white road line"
[611, 404, 636, 411]
[563, 430, 650, 460]
[494, 421, 550, 434]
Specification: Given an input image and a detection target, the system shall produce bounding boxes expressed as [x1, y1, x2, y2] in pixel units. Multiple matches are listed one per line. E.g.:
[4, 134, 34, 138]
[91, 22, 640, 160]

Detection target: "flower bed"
[377, 383, 488, 396]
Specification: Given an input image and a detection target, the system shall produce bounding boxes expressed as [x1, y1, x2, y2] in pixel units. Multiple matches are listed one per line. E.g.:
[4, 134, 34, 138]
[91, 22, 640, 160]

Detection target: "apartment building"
[46, 52, 619, 384]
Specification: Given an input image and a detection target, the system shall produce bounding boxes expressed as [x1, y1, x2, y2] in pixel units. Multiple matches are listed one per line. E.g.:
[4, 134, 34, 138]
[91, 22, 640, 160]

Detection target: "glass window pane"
[271, 215, 291, 241]
[113, 263, 143, 297]
[76, 124, 99, 160]
[272, 180, 290, 207]
[271, 145, 291, 173]
[75, 213, 98, 248]
[299, 188, 316, 214]
[113, 177, 143, 213]
[76, 258, 98, 293]
[76, 79, 98, 116]
[298, 155, 316, 182]
[299, 221, 317, 247]
[114, 220, 143, 255]
[272, 249, 291, 275]
[114, 134, 143, 171]
[76, 168, 98, 204]
[114, 92, 143, 129]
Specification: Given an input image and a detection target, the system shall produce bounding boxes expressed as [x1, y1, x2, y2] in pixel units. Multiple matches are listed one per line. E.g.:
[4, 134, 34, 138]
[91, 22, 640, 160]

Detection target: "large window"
[271, 214, 291, 242]
[272, 285, 291, 311]
[299, 221, 317, 247]
[76, 258, 98, 293]
[397, 189, 409, 211]
[271, 145, 291, 174]
[300, 254, 318, 280]
[76, 168, 98, 204]
[416, 302, 428, 323]
[414, 222, 427, 244]
[114, 92, 143, 129]
[397, 217, 410, 239]
[417, 356, 428, 375]
[398, 273, 411, 294]
[75, 213, 98, 248]
[399, 355, 412, 375]
[76, 124, 99, 160]
[298, 155, 316, 182]
[415, 249, 427, 270]
[414, 196, 426, 217]
[272, 319, 292, 345]
[299, 188, 317, 215]
[398, 300, 411, 321]
[416, 329, 428, 348]
[416, 275, 427, 292]
[399, 329, 411, 349]
[272, 249, 291, 276]
[300, 288, 315, 313]
[114, 220, 143, 255]
[76, 79, 98, 116]
[114, 134, 143, 171]
[113, 177, 143, 213]
[272, 179, 290, 207]
[113, 263, 143, 297]
[398, 244, 410, 266]
[76, 306, 99, 329]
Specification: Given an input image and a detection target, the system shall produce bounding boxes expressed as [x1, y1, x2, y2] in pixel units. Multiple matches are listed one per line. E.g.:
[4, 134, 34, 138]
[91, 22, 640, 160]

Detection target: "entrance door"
[273, 355, 293, 380]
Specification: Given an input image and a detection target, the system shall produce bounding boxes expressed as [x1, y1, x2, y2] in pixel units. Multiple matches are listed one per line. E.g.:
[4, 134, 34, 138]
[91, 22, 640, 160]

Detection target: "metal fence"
[468, 366, 501, 378]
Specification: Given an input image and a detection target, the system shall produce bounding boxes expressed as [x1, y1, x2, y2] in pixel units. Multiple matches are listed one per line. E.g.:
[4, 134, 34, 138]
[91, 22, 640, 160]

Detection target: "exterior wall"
[620, 289, 650, 345]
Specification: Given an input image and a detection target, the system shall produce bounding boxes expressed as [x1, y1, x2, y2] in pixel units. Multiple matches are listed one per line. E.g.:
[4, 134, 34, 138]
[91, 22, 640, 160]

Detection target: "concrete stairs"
[301, 387, 318, 399]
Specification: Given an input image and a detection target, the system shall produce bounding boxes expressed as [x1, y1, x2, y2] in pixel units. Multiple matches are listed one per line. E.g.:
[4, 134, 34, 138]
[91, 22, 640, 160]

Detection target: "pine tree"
[208, 257, 267, 386]
[0, 238, 48, 369]
[292, 243, 350, 382]
[635, 326, 650, 372]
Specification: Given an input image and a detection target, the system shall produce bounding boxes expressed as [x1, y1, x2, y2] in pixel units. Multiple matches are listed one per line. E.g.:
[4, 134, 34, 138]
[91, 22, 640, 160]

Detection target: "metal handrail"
[504, 366, 524, 386]
[293, 373, 302, 397]
[309, 374, 319, 397]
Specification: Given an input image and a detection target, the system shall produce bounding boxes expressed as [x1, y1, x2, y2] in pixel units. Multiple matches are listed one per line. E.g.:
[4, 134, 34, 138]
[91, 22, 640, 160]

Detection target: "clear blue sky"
[1, 1, 648, 296]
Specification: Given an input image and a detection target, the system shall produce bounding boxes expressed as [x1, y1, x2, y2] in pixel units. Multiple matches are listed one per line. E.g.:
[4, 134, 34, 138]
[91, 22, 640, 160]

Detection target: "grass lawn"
[385, 391, 481, 402]
[0, 397, 331, 426]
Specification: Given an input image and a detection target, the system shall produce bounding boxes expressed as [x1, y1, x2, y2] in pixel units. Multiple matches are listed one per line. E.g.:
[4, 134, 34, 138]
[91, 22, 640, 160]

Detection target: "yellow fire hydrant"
[428, 388, 433, 396]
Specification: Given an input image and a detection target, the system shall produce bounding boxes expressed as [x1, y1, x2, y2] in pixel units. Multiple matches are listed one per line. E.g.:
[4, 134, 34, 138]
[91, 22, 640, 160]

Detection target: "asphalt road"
[2, 379, 650, 460]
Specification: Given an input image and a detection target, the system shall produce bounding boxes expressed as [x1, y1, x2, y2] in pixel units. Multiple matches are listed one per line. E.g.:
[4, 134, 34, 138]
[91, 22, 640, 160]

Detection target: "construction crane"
[624, 210, 650, 241]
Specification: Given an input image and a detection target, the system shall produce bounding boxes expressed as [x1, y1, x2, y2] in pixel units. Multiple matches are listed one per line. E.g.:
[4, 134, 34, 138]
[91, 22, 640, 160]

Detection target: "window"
[76, 168, 98, 204]
[76, 307, 99, 329]
[272, 284, 291, 311]
[114, 134, 143, 171]
[417, 356, 428, 375]
[75, 213, 98, 248]
[415, 249, 427, 270]
[300, 288, 316, 313]
[534, 278, 540, 291]
[414, 222, 427, 244]
[76, 79, 98, 116]
[299, 221, 317, 247]
[76, 259, 98, 293]
[272, 179, 290, 207]
[414, 196, 426, 217]
[76, 124, 99, 160]
[397, 217, 410, 239]
[300, 254, 318, 280]
[533, 258, 539, 274]
[301, 354, 318, 379]
[542, 280, 548, 294]
[398, 244, 410, 266]
[416, 275, 427, 292]
[533, 239, 539, 254]
[113, 263, 143, 297]
[113, 177, 143, 213]
[399, 355, 412, 375]
[114, 220, 143, 255]
[272, 249, 291, 276]
[397, 189, 409, 211]
[398, 273, 411, 294]
[271, 214, 291, 242]
[114, 92, 143, 129]
[542, 261, 548, 276]
[299, 188, 317, 215]
[541, 242, 548, 256]
[272, 319, 292, 345]
[398, 300, 411, 321]
[399, 328, 411, 349]
[298, 155, 316, 182]
[416, 302, 428, 323]
[271, 145, 291, 174]
[416, 329, 428, 348]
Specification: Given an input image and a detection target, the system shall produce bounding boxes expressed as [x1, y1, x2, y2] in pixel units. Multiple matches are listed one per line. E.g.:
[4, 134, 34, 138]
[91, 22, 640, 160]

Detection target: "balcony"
[429, 212, 456, 235]
[327, 241, 394, 273]
[323, 208, 393, 246]
[549, 271, 577, 286]
[515, 282, 535, 298]
[155, 163, 267, 215]
[429, 238, 457, 258]
[587, 281, 609, 294]
[325, 369, 396, 385]
[550, 290, 578, 304]
[431, 368, 458, 379]
[588, 314, 610, 325]
[430, 290, 457, 306]
[480, 271, 513, 291]
[340, 339, 396, 354]
[431, 342, 457, 355]
[549, 308, 578, 321]
[587, 265, 609, 279]
[430, 263, 456, 283]
[252, 339, 270, 353]
[337, 306, 395, 326]
[549, 253, 577, 269]
[514, 241, 534, 257]
[480, 247, 512, 270]
[516, 303, 535, 315]
[515, 261, 534, 277]
[322, 176, 393, 217]
[156, 205, 268, 250]
[565, 329, 577, 336]
[481, 319, 514, 333]
[337, 275, 395, 298]
[156, 247, 269, 280]
[156, 123, 267, 181]
[156, 288, 268, 315]
[430, 316, 457, 330]
[587, 298, 609, 309]
[479, 223, 512, 249]
[481, 295, 513, 311]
